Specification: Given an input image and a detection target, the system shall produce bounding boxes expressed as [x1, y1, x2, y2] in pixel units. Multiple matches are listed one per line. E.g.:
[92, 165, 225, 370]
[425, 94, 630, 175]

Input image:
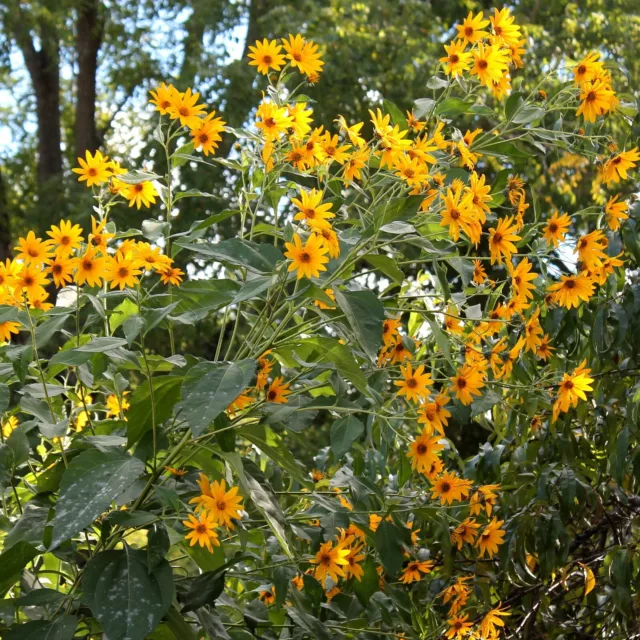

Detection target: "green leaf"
[13, 589, 67, 607]
[50, 449, 145, 548]
[0, 382, 9, 414]
[176, 239, 283, 273]
[0, 541, 38, 596]
[116, 170, 162, 184]
[126, 376, 184, 446]
[83, 547, 174, 640]
[333, 289, 384, 361]
[425, 315, 452, 365]
[232, 275, 273, 304]
[330, 415, 364, 459]
[513, 105, 544, 124]
[374, 521, 406, 577]
[353, 557, 379, 606]
[172, 280, 240, 323]
[435, 97, 473, 117]
[222, 453, 293, 558]
[171, 141, 195, 168]
[470, 390, 502, 418]
[4, 615, 77, 640]
[364, 255, 404, 284]
[49, 338, 129, 366]
[382, 99, 408, 129]
[110, 300, 139, 333]
[474, 139, 530, 161]
[237, 423, 310, 484]
[303, 337, 368, 394]
[35, 313, 70, 348]
[413, 97, 436, 119]
[177, 360, 256, 436]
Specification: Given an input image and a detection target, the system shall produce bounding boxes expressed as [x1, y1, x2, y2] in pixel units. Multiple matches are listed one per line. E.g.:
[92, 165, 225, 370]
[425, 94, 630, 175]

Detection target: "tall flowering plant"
[1, 8, 639, 639]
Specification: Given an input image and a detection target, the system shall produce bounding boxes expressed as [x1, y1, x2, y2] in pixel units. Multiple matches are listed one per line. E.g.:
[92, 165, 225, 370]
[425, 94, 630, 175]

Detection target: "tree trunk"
[12, 4, 63, 186]
[75, 0, 104, 159]
[0, 169, 12, 261]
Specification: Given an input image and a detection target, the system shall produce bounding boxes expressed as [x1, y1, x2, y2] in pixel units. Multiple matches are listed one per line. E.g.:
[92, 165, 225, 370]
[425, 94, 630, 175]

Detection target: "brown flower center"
[299, 251, 311, 263]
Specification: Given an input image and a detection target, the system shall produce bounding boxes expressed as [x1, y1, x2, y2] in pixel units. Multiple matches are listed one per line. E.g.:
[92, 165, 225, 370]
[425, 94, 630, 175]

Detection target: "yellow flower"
[480, 606, 510, 638]
[470, 43, 510, 87]
[445, 613, 473, 639]
[14, 231, 52, 267]
[266, 377, 291, 404]
[431, 472, 472, 505]
[282, 34, 324, 78]
[72, 149, 112, 186]
[508, 257, 537, 301]
[48, 256, 74, 288]
[476, 517, 506, 558]
[407, 428, 444, 474]
[256, 101, 294, 141]
[576, 79, 617, 123]
[149, 82, 178, 114]
[124, 181, 158, 209]
[292, 189, 334, 226]
[167, 88, 207, 129]
[575, 229, 608, 270]
[284, 233, 329, 280]
[190, 111, 226, 156]
[488, 215, 521, 265]
[88, 216, 114, 253]
[248, 38, 285, 75]
[449, 364, 485, 406]
[310, 540, 350, 586]
[543, 211, 571, 247]
[547, 272, 594, 309]
[202, 479, 244, 529]
[399, 559, 434, 584]
[0, 321, 20, 344]
[183, 511, 220, 552]
[472, 259, 487, 285]
[369, 513, 382, 531]
[335, 116, 366, 148]
[46, 220, 84, 257]
[573, 52, 604, 85]
[490, 7, 522, 48]
[470, 484, 500, 516]
[536, 334, 555, 361]
[106, 392, 130, 419]
[555, 359, 594, 415]
[159, 266, 185, 286]
[456, 11, 489, 44]
[106, 253, 142, 290]
[394, 362, 432, 404]
[259, 587, 275, 606]
[14, 265, 50, 303]
[343, 146, 370, 183]
[1, 415, 18, 438]
[73, 246, 107, 288]
[451, 518, 480, 549]
[440, 39, 473, 77]
[601, 147, 640, 184]
[605, 195, 629, 231]
[314, 288, 336, 310]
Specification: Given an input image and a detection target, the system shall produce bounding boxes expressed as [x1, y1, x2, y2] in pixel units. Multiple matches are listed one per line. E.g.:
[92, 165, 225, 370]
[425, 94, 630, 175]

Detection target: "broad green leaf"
[425, 315, 452, 365]
[0, 541, 38, 596]
[237, 423, 310, 484]
[232, 275, 273, 304]
[126, 376, 184, 446]
[375, 521, 406, 577]
[330, 415, 364, 459]
[413, 97, 436, 119]
[82, 547, 174, 640]
[50, 449, 145, 548]
[382, 99, 408, 129]
[222, 453, 293, 558]
[4, 615, 77, 640]
[176, 238, 283, 273]
[333, 289, 384, 361]
[171, 280, 240, 324]
[513, 105, 544, 124]
[34, 313, 70, 348]
[0, 382, 9, 413]
[435, 97, 473, 117]
[110, 299, 139, 333]
[364, 255, 404, 284]
[49, 338, 129, 366]
[303, 337, 368, 394]
[115, 170, 162, 184]
[177, 360, 256, 436]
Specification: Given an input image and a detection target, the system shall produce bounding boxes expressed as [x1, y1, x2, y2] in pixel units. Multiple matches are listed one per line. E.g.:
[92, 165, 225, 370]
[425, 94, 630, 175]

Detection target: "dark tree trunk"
[0, 170, 11, 261]
[75, 0, 104, 159]
[12, 4, 63, 186]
